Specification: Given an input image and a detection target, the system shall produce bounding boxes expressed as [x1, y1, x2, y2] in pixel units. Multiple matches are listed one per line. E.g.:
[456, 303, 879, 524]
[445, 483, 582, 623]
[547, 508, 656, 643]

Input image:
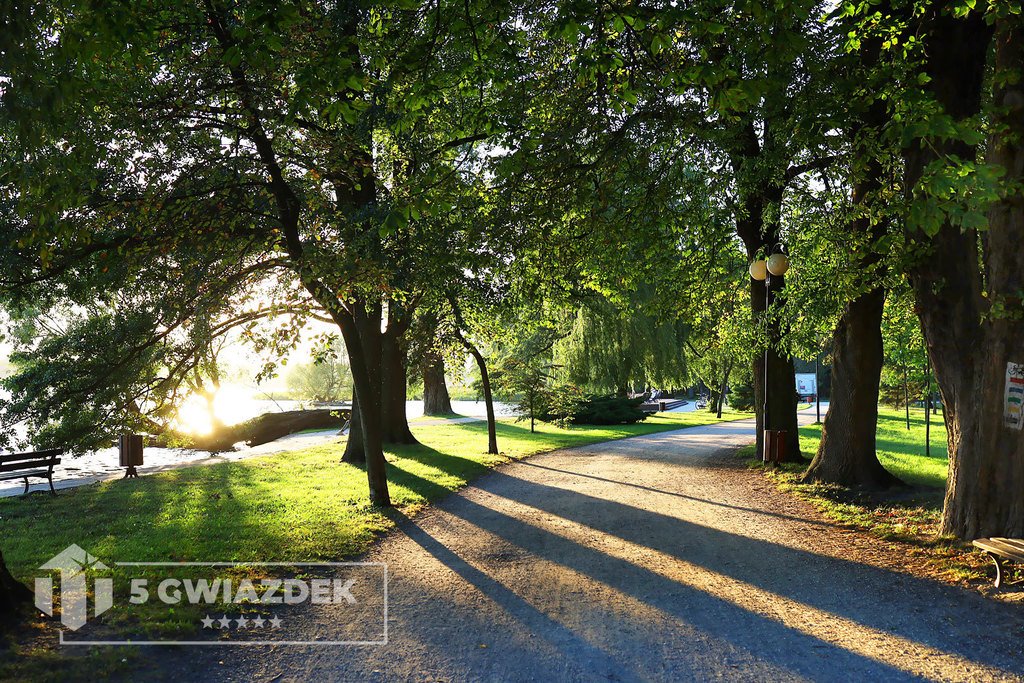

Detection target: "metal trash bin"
[118, 434, 143, 478]
[762, 430, 788, 465]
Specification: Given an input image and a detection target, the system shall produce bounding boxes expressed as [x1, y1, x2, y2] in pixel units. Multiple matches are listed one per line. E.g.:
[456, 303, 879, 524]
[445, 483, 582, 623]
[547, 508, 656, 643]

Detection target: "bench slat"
[0, 456, 59, 465]
[977, 538, 1024, 556]
[992, 537, 1024, 554]
[0, 448, 61, 464]
[0, 449, 62, 463]
[973, 538, 1024, 562]
[0, 459, 59, 473]
[0, 470, 49, 481]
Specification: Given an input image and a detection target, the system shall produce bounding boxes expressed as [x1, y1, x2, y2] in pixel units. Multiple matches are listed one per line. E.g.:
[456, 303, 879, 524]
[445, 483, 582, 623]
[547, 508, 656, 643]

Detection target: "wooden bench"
[0, 449, 62, 495]
[972, 537, 1024, 588]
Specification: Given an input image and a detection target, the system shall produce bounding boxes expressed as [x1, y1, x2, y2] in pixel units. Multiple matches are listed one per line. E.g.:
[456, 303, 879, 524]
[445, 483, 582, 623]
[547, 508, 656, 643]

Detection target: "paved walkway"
[173, 413, 1024, 682]
[414, 416, 485, 427]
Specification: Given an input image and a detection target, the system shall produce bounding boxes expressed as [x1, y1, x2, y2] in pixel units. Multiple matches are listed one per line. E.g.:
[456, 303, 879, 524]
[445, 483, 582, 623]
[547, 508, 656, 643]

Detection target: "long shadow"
[877, 413, 940, 431]
[873, 437, 948, 461]
[382, 473, 921, 681]
[518, 461, 837, 528]
[142, 463, 282, 557]
[413, 467, 1024, 675]
[387, 509, 651, 682]
[387, 445, 492, 496]
[1, 465, 175, 569]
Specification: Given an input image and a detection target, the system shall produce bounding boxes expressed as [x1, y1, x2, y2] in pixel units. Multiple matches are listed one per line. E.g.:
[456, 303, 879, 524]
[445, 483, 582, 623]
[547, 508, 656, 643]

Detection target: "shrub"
[545, 383, 586, 428]
[570, 395, 648, 425]
[729, 384, 755, 412]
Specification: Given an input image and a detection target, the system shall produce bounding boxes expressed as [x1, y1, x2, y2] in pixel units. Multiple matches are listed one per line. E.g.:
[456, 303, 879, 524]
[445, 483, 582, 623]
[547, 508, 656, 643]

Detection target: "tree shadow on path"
[383, 461, 1024, 680]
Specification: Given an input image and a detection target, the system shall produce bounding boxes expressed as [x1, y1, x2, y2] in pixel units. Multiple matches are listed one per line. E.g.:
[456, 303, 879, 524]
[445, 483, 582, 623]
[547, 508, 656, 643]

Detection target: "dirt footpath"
[182, 416, 1024, 682]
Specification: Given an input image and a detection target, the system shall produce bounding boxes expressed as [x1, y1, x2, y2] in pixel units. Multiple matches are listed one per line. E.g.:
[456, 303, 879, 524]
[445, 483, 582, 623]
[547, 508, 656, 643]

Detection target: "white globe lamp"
[767, 253, 790, 277]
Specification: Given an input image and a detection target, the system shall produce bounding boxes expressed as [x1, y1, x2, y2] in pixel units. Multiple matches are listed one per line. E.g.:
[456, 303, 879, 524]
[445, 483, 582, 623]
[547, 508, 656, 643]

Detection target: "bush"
[729, 384, 755, 412]
[570, 395, 648, 425]
[545, 383, 586, 428]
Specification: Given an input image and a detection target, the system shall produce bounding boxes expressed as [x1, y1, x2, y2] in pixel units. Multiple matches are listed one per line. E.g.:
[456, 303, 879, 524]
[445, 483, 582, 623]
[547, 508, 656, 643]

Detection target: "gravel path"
[171, 414, 1024, 682]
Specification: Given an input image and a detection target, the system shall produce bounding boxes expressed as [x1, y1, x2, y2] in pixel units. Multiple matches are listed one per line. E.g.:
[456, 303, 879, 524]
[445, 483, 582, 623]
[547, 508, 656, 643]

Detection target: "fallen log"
[194, 408, 351, 452]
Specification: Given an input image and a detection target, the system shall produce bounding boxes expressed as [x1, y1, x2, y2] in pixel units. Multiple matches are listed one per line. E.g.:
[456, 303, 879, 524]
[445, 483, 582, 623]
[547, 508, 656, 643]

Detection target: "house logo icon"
[34, 544, 113, 631]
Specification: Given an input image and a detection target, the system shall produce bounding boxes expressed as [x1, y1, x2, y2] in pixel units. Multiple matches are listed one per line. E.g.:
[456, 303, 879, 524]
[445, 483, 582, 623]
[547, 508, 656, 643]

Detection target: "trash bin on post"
[762, 430, 788, 465]
[119, 434, 143, 478]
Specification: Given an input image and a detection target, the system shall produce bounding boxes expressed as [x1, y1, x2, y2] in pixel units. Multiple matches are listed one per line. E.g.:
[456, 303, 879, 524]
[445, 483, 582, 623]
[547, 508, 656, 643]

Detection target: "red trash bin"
[762, 430, 788, 464]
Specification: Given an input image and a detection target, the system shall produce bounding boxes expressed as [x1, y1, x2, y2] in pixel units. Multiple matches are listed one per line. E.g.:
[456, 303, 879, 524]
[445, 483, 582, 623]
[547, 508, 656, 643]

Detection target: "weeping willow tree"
[555, 292, 689, 396]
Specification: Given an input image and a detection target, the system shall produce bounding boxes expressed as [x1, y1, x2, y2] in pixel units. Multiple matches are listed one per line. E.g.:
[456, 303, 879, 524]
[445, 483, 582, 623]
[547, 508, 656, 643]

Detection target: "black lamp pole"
[750, 243, 790, 464]
[815, 353, 821, 424]
[763, 271, 771, 433]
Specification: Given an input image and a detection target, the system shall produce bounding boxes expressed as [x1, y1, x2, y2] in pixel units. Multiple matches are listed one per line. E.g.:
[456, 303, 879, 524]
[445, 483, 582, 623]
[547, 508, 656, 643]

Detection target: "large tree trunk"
[339, 300, 391, 506]
[345, 301, 419, 457]
[422, 351, 454, 416]
[380, 329, 417, 444]
[803, 287, 903, 487]
[900, 9, 1024, 539]
[342, 392, 365, 464]
[956, 21, 1024, 536]
[803, 24, 901, 487]
[931, 17, 1023, 539]
[0, 549, 31, 622]
[295, 285, 389, 505]
[238, 4, 388, 506]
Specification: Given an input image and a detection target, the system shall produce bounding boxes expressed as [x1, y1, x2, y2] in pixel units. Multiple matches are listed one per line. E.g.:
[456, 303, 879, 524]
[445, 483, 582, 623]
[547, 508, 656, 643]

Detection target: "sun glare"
[176, 395, 215, 435]
[175, 384, 261, 435]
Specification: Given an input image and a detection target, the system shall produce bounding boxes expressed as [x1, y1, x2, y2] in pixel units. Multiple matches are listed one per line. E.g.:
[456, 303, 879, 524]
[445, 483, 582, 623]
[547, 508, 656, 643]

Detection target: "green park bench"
[0, 448, 62, 495]
[972, 537, 1024, 588]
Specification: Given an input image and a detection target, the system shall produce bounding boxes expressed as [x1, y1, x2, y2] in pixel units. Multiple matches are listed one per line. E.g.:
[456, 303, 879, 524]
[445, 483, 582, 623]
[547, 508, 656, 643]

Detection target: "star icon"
[201, 615, 215, 629]
[269, 616, 283, 629]
[217, 615, 232, 629]
[235, 616, 249, 629]
[251, 616, 266, 628]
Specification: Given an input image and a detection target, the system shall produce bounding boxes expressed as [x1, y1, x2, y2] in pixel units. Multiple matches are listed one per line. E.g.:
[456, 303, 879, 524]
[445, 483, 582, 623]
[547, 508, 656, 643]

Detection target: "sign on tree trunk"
[1005, 363, 1024, 431]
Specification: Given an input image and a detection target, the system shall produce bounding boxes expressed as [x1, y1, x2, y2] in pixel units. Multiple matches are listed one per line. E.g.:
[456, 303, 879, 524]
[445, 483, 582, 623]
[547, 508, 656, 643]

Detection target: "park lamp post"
[749, 245, 790, 465]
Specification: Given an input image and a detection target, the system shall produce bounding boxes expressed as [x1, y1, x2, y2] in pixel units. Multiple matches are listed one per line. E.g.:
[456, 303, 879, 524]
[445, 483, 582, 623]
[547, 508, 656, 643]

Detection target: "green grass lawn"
[739, 405, 947, 487]
[1, 408, 750, 641]
[802, 406, 948, 488]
